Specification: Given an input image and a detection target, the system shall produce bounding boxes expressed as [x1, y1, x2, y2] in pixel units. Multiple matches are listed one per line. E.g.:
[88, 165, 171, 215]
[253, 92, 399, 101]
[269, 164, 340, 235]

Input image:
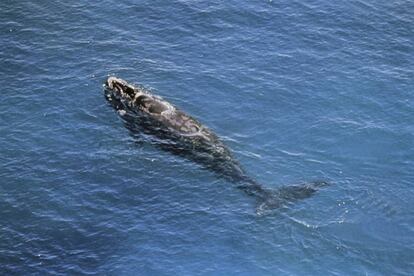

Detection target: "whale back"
[104, 77, 328, 215]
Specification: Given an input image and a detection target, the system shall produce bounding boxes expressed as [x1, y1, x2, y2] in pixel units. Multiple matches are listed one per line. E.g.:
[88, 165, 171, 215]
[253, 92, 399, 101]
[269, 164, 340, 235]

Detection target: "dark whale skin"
[104, 76, 328, 215]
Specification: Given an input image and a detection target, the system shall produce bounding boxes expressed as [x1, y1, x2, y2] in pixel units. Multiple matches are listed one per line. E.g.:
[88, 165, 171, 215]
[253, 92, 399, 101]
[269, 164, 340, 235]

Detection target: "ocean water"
[1, 0, 413, 275]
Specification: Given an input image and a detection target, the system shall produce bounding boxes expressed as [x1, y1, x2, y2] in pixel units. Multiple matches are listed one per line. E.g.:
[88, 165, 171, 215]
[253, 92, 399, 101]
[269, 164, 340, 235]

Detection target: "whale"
[104, 76, 327, 215]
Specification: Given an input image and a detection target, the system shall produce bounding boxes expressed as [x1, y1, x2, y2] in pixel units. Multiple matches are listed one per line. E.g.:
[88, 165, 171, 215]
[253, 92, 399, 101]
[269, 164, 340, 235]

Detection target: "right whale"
[104, 77, 328, 215]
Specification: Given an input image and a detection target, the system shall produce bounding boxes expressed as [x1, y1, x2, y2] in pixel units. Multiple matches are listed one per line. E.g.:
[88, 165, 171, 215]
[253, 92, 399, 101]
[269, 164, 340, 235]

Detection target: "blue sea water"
[1, 0, 413, 274]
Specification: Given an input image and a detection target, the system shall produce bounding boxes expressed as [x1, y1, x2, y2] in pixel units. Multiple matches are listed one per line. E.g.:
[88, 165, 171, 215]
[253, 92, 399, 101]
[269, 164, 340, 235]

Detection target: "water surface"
[1, 0, 413, 275]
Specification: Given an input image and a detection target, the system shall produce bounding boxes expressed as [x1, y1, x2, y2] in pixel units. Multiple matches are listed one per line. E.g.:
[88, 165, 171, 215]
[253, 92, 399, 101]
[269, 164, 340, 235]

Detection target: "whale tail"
[241, 181, 329, 216]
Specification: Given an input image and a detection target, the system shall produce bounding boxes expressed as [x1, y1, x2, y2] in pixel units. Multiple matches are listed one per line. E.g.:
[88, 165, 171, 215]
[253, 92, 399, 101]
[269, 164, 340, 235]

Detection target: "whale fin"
[255, 181, 329, 216]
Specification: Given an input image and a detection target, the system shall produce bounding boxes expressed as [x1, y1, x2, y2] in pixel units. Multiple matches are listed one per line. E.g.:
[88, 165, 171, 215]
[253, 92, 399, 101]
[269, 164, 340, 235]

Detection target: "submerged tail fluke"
[240, 180, 329, 216]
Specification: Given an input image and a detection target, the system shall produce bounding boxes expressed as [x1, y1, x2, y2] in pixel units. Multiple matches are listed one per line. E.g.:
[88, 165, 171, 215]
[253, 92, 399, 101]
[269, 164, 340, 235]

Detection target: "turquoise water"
[1, 0, 413, 275]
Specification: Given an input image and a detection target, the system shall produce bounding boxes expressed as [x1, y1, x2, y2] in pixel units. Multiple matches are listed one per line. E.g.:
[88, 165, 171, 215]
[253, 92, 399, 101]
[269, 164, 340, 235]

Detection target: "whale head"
[105, 76, 140, 101]
[104, 77, 172, 115]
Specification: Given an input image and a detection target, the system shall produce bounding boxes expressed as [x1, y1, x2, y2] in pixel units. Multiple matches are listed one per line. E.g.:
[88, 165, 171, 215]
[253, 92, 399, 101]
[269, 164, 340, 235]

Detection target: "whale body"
[104, 76, 327, 215]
